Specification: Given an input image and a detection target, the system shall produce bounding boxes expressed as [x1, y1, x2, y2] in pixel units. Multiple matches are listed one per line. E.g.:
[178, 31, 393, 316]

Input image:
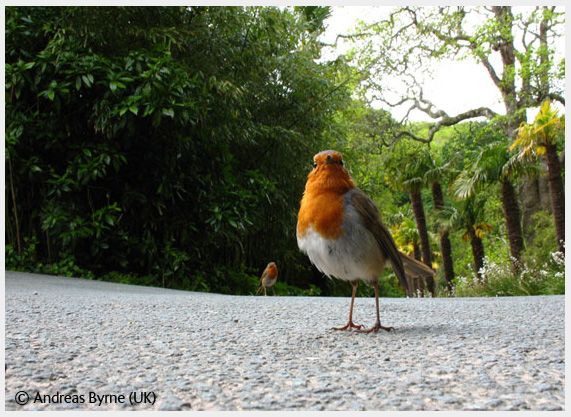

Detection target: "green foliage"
[378, 272, 408, 298]
[512, 99, 565, 160]
[5, 6, 351, 294]
[99, 271, 157, 287]
[5, 6, 564, 299]
[274, 281, 322, 296]
[6, 237, 95, 279]
[40, 255, 97, 279]
[382, 140, 432, 193]
[6, 238, 40, 272]
[453, 251, 564, 297]
[522, 211, 558, 265]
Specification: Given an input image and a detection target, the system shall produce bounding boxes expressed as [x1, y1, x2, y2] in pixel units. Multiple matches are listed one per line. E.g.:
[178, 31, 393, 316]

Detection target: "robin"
[297, 150, 434, 333]
[256, 262, 278, 296]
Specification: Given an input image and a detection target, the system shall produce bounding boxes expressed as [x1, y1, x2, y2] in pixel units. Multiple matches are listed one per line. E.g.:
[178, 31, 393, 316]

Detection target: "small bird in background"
[256, 261, 278, 296]
[297, 150, 435, 333]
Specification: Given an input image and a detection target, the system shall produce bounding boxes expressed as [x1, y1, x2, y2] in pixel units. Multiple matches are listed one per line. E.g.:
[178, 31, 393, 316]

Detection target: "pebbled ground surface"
[4, 272, 565, 411]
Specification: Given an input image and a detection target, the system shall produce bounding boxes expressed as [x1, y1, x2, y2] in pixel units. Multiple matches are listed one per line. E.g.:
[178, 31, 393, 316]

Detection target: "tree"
[424, 156, 455, 293]
[383, 141, 435, 295]
[350, 6, 564, 139]
[347, 6, 564, 265]
[453, 124, 529, 271]
[446, 196, 492, 280]
[391, 212, 433, 296]
[5, 6, 352, 292]
[511, 99, 565, 252]
[392, 213, 422, 261]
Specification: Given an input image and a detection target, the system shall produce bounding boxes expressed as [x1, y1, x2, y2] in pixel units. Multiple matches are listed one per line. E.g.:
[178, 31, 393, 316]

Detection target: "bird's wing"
[400, 251, 435, 278]
[350, 189, 409, 293]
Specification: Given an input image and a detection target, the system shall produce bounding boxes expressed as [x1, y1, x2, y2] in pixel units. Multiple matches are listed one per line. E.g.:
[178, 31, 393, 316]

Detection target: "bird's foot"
[332, 321, 363, 331]
[357, 322, 394, 333]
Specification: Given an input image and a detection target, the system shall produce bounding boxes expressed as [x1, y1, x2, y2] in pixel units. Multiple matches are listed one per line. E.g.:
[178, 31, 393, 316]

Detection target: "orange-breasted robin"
[297, 150, 434, 333]
[256, 262, 278, 296]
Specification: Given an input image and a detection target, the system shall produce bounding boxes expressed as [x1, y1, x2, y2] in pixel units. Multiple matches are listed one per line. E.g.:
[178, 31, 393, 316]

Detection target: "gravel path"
[5, 272, 565, 411]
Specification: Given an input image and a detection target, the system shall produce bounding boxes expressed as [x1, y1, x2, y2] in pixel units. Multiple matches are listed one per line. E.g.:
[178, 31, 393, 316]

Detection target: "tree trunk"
[520, 172, 551, 240]
[410, 188, 432, 266]
[413, 242, 421, 261]
[431, 181, 455, 293]
[489, 7, 525, 271]
[500, 178, 524, 270]
[440, 230, 454, 292]
[544, 142, 565, 252]
[538, 6, 551, 101]
[468, 227, 485, 279]
[409, 187, 435, 296]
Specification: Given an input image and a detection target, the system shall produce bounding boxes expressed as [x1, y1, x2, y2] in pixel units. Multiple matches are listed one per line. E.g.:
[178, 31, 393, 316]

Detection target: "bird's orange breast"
[266, 264, 278, 279]
[297, 165, 354, 240]
[297, 192, 345, 239]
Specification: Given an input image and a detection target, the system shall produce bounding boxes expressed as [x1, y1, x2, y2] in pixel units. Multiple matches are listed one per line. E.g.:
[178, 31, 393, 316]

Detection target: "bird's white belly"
[297, 224, 386, 282]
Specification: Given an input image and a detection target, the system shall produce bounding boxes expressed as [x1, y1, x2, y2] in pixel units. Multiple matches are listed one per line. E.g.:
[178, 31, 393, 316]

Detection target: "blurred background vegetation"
[5, 6, 565, 297]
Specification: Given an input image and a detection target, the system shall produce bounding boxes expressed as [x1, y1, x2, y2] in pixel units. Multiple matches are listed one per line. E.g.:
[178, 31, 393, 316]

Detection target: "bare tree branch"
[351, 6, 563, 145]
[394, 130, 432, 143]
[526, 92, 566, 107]
[546, 93, 565, 105]
[475, 55, 502, 88]
[394, 106, 498, 144]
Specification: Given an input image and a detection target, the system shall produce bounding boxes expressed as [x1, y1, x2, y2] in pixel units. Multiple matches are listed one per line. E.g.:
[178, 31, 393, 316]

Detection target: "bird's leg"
[332, 281, 363, 331]
[359, 280, 394, 333]
[256, 286, 262, 295]
[264, 287, 267, 296]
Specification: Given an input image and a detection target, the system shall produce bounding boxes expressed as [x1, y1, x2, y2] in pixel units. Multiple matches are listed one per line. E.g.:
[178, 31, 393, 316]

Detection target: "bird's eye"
[312, 162, 317, 168]
[339, 160, 344, 166]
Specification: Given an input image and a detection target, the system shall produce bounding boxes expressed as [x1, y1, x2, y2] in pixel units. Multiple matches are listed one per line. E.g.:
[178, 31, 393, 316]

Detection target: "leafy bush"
[40, 255, 96, 279]
[6, 238, 39, 272]
[274, 281, 322, 296]
[5, 6, 349, 294]
[453, 249, 564, 297]
[7, 238, 95, 279]
[523, 211, 558, 265]
[99, 271, 157, 287]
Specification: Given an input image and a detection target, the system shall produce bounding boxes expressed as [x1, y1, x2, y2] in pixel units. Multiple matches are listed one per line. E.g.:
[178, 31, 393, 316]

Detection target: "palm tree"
[445, 196, 492, 280]
[383, 142, 435, 295]
[391, 214, 421, 261]
[391, 214, 429, 296]
[424, 156, 455, 293]
[511, 100, 565, 252]
[454, 137, 527, 272]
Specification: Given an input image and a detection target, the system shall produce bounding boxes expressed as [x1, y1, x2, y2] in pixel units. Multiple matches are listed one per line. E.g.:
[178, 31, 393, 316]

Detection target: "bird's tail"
[400, 252, 435, 277]
[399, 252, 435, 297]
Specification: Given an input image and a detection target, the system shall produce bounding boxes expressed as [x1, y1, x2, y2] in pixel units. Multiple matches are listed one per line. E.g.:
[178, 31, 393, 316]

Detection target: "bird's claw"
[332, 321, 363, 331]
[357, 323, 394, 333]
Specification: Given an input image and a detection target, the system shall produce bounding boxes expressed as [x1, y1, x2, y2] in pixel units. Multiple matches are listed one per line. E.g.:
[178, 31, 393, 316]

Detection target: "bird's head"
[305, 150, 354, 194]
[312, 150, 344, 168]
[266, 261, 278, 277]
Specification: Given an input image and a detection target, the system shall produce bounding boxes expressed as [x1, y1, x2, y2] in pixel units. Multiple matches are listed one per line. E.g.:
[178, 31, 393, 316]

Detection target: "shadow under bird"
[256, 261, 278, 296]
[297, 150, 435, 333]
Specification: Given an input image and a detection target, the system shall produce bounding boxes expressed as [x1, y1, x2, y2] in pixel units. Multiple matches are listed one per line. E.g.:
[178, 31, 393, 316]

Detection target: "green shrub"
[40, 255, 96, 279]
[273, 281, 322, 296]
[453, 249, 564, 297]
[6, 237, 95, 279]
[523, 211, 558, 265]
[99, 271, 156, 287]
[6, 237, 39, 271]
